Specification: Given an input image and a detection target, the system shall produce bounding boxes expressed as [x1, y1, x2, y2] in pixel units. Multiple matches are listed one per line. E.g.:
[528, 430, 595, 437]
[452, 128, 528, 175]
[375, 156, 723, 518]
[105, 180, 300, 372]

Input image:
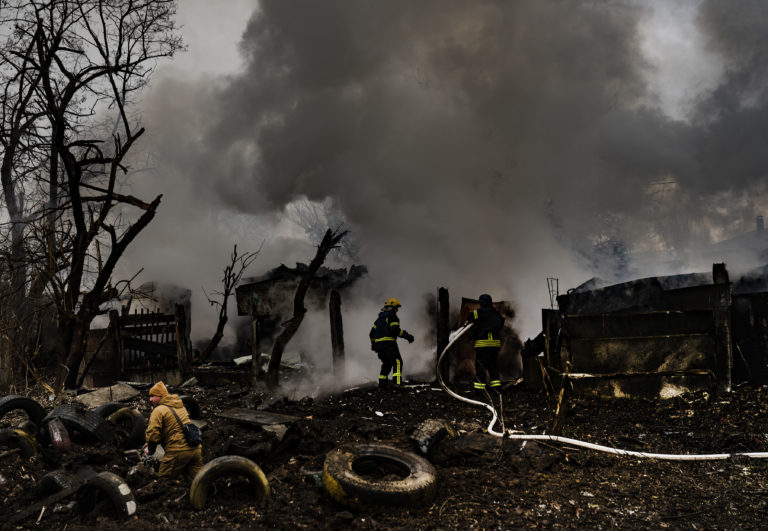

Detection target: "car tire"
[38, 470, 77, 497]
[323, 443, 437, 508]
[77, 471, 137, 519]
[17, 420, 38, 435]
[40, 405, 114, 444]
[179, 395, 202, 420]
[92, 402, 126, 418]
[107, 408, 147, 449]
[189, 455, 270, 510]
[46, 417, 72, 453]
[0, 428, 38, 458]
[0, 395, 46, 425]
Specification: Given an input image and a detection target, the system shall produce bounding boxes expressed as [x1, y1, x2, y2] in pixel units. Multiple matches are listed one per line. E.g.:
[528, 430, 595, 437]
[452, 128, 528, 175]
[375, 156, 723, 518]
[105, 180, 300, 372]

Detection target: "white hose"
[437, 324, 505, 437]
[436, 324, 768, 461]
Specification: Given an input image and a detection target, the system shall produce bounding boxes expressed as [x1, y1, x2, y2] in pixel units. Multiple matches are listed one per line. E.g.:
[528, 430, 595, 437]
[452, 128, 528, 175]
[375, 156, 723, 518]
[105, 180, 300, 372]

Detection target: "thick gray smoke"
[125, 1, 768, 388]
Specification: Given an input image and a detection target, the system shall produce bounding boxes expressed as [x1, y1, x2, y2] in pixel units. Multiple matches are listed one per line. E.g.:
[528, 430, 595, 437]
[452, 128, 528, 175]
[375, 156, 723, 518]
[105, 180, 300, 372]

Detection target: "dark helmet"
[478, 294, 492, 306]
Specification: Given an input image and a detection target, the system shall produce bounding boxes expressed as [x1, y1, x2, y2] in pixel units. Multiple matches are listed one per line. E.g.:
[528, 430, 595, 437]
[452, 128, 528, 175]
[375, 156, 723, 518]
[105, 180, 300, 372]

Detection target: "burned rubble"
[4, 264, 768, 528]
[3, 372, 768, 528]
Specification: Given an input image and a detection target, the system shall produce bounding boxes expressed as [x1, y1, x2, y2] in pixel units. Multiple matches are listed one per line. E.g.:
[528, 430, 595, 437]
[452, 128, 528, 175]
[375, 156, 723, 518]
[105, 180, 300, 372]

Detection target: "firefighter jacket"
[145, 394, 197, 453]
[370, 310, 412, 346]
[467, 305, 504, 348]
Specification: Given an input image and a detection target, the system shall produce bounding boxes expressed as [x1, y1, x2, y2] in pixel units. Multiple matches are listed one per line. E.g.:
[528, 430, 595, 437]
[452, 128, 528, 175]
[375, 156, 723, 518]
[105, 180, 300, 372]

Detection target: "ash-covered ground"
[2, 376, 768, 529]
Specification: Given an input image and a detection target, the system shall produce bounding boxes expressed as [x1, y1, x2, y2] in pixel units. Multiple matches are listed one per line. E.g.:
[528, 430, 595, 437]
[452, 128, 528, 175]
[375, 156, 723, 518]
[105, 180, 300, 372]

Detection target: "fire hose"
[437, 323, 768, 461]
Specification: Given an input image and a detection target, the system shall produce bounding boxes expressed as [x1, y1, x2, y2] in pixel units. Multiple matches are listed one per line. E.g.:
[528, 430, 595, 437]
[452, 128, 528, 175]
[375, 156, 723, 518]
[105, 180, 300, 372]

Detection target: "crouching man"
[144, 381, 203, 481]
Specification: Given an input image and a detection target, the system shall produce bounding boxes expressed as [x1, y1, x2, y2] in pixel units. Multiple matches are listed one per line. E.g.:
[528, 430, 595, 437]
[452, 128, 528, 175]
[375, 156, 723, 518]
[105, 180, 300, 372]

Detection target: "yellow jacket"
[145, 394, 197, 453]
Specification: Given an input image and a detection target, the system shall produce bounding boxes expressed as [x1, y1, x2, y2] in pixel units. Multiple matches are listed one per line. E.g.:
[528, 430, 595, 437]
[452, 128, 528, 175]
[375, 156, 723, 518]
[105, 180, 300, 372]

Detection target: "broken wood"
[329, 290, 345, 374]
[551, 386, 569, 436]
[217, 407, 302, 426]
[7, 483, 82, 524]
[437, 287, 450, 383]
[562, 369, 715, 379]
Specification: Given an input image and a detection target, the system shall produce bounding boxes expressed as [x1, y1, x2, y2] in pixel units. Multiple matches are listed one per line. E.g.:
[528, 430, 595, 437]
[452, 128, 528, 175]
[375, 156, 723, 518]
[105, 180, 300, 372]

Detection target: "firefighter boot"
[378, 378, 389, 390]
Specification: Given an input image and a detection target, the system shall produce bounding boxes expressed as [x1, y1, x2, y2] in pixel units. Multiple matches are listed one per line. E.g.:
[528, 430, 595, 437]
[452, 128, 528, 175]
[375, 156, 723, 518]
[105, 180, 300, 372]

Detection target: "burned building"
[234, 263, 367, 358]
[537, 263, 768, 398]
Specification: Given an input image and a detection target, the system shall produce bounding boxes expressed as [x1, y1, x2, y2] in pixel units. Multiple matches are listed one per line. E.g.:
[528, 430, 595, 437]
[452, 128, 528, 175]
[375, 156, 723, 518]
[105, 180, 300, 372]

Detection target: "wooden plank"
[217, 407, 303, 426]
[119, 314, 175, 326]
[7, 484, 82, 524]
[565, 310, 715, 339]
[123, 337, 177, 357]
[120, 323, 177, 336]
[569, 335, 715, 373]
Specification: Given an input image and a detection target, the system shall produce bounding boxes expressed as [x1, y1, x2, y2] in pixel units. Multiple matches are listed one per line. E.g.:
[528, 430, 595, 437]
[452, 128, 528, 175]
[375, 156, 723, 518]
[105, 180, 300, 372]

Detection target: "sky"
[115, 0, 768, 388]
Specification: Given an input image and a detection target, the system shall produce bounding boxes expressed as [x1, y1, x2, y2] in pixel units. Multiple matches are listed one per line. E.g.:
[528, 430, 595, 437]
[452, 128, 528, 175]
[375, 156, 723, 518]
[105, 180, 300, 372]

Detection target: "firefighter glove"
[404, 332, 415, 343]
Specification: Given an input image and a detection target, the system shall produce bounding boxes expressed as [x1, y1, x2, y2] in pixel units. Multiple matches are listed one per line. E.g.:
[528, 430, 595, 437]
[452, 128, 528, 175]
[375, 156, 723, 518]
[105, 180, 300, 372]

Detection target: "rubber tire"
[40, 405, 115, 444]
[92, 402, 126, 418]
[179, 395, 202, 420]
[0, 395, 46, 425]
[107, 408, 146, 449]
[17, 420, 38, 435]
[0, 428, 38, 458]
[46, 417, 72, 453]
[189, 455, 270, 510]
[77, 471, 137, 519]
[323, 443, 437, 509]
[39, 470, 77, 497]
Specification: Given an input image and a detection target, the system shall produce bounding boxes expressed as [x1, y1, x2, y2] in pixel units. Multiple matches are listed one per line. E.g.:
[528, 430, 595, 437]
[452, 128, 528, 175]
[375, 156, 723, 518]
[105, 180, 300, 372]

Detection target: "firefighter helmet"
[385, 297, 402, 308]
[478, 294, 492, 305]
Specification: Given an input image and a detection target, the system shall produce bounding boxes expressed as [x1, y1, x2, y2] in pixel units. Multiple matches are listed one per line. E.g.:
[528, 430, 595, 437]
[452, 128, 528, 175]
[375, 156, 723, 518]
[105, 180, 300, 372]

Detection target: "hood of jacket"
[158, 393, 184, 409]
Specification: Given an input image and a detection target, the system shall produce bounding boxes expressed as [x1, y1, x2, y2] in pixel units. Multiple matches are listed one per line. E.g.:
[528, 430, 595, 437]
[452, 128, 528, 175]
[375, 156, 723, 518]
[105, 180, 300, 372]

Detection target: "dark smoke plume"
[138, 0, 768, 341]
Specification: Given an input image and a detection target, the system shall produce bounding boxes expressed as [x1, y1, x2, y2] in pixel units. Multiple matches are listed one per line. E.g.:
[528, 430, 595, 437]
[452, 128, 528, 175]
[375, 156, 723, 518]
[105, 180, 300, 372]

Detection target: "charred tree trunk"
[200, 316, 227, 362]
[266, 228, 348, 389]
[56, 195, 161, 390]
[58, 315, 91, 390]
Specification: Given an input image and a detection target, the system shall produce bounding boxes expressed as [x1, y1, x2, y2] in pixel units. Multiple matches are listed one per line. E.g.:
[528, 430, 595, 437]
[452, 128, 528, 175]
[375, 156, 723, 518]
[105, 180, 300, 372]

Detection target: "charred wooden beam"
[175, 304, 192, 378]
[437, 287, 450, 383]
[329, 290, 345, 375]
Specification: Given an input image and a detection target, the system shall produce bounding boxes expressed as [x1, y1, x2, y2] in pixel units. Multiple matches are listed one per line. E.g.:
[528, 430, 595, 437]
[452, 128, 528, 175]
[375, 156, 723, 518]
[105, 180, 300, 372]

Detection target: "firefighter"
[143, 381, 203, 481]
[369, 297, 415, 388]
[466, 294, 505, 396]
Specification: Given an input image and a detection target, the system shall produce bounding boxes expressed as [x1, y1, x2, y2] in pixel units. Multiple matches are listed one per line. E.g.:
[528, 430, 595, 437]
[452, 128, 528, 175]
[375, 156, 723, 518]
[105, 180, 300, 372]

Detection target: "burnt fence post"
[437, 287, 450, 383]
[713, 262, 733, 393]
[329, 290, 345, 376]
[175, 304, 192, 379]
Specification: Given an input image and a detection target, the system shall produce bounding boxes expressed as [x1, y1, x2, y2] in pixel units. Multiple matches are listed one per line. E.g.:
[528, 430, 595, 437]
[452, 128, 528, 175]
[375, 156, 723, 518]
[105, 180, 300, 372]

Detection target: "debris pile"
[2, 380, 768, 528]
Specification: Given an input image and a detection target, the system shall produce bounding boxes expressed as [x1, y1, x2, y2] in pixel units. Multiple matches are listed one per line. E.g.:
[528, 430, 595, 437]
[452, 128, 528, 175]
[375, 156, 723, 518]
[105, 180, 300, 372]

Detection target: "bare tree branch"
[199, 243, 261, 362]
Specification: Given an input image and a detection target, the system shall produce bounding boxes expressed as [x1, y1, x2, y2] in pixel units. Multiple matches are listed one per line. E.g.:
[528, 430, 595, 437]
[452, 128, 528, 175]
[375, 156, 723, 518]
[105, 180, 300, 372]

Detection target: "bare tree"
[265, 228, 348, 389]
[200, 244, 260, 362]
[0, 1, 183, 390]
[285, 198, 361, 264]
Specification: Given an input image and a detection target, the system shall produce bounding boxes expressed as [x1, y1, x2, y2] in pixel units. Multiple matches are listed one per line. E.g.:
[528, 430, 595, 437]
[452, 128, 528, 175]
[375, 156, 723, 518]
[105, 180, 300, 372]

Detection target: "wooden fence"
[116, 303, 192, 377]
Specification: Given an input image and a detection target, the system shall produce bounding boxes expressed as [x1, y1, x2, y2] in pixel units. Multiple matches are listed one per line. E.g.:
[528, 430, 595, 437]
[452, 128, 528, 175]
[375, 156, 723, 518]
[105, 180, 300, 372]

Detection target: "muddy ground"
[2, 373, 768, 529]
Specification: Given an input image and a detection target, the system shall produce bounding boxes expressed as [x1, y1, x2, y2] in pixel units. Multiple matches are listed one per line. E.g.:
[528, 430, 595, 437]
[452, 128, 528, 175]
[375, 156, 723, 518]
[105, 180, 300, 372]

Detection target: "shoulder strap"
[164, 405, 185, 429]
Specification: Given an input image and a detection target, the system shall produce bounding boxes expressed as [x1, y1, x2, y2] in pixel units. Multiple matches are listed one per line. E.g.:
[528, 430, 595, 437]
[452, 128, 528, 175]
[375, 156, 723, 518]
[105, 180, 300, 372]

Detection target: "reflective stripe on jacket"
[369, 310, 410, 343]
[467, 307, 503, 348]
